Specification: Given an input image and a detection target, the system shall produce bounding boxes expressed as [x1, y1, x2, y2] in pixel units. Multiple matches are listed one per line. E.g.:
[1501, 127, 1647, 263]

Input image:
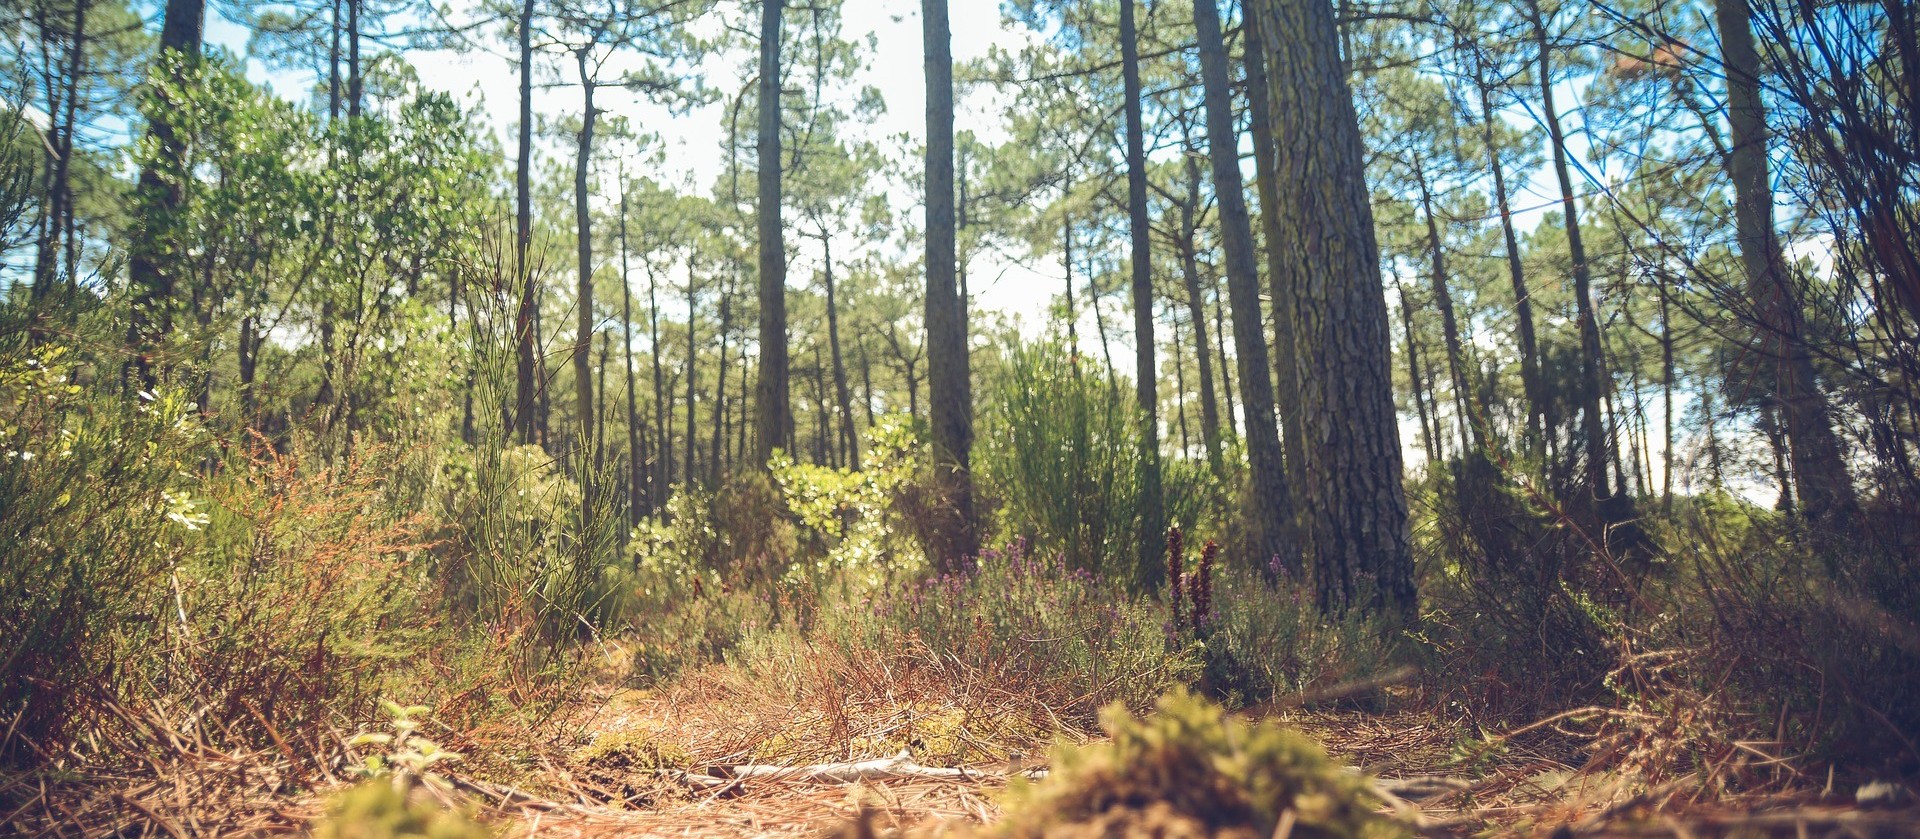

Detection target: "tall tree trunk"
[1659, 268, 1675, 512]
[1120, 0, 1164, 587]
[574, 51, 598, 512]
[857, 337, 876, 429]
[812, 344, 831, 465]
[124, 0, 205, 392]
[1398, 282, 1441, 466]
[1532, 0, 1638, 549]
[754, 0, 791, 467]
[820, 230, 858, 467]
[1714, 0, 1856, 524]
[1251, 0, 1414, 614]
[1475, 62, 1547, 460]
[1062, 213, 1079, 358]
[1413, 153, 1481, 452]
[621, 181, 646, 521]
[346, 0, 361, 117]
[1179, 152, 1224, 476]
[711, 274, 732, 484]
[1214, 288, 1235, 434]
[1172, 311, 1192, 456]
[648, 263, 671, 504]
[924, 0, 977, 569]
[513, 0, 537, 444]
[686, 268, 700, 486]
[1196, 0, 1292, 574]
[1242, 6, 1305, 489]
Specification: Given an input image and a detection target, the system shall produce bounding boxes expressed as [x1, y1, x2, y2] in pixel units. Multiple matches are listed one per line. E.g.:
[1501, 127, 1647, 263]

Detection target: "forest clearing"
[3, 0, 1918, 833]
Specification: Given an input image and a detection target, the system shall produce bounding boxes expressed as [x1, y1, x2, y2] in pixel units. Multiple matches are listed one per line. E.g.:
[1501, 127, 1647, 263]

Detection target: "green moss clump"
[573, 726, 693, 771]
[311, 782, 491, 839]
[995, 690, 1407, 839]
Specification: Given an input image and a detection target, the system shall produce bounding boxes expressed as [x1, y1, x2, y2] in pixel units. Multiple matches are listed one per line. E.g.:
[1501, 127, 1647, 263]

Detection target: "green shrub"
[978, 340, 1148, 585]
[0, 344, 209, 760]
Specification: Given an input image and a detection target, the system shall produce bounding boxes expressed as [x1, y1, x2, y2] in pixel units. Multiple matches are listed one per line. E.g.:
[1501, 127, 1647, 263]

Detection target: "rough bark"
[924, 0, 978, 569]
[753, 0, 791, 467]
[1251, 0, 1414, 613]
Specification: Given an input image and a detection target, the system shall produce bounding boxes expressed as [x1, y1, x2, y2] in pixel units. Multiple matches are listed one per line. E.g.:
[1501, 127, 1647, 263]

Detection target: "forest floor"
[14, 651, 1919, 838]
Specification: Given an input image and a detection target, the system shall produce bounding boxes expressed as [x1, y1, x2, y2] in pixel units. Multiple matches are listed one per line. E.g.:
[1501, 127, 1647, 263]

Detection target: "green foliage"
[997, 690, 1407, 839]
[979, 340, 1149, 585]
[349, 701, 464, 789]
[0, 344, 208, 758]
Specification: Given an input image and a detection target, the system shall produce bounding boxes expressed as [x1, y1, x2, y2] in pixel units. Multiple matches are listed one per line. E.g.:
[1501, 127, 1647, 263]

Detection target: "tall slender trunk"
[574, 50, 598, 512]
[1243, 6, 1305, 487]
[857, 338, 876, 429]
[1413, 153, 1481, 452]
[686, 267, 700, 486]
[1714, 0, 1856, 523]
[711, 275, 732, 484]
[1179, 152, 1224, 476]
[812, 344, 831, 465]
[1532, 0, 1637, 549]
[1475, 61, 1546, 459]
[346, 0, 361, 117]
[924, 0, 977, 568]
[1172, 312, 1192, 456]
[754, 0, 791, 466]
[1196, 0, 1292, 573]
[1214, 287, 1235, 435]
[621, 181, 645, 521]
[124, 0, 205, 392]
[1398, 282, 1441, 466]
[820, 230, 858, 467]
[1659, 268, 1675, 511]
[1251, 0, 1414, 613]
[1063, 213, 1080, 358]
[1120, 0, 1164, 587]
[513, 0, 537, 443]
[648, 263, 671, 503]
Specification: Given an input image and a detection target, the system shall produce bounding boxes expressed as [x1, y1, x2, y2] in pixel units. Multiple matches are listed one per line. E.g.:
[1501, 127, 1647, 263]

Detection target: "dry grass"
[7, 648, 1918, 839]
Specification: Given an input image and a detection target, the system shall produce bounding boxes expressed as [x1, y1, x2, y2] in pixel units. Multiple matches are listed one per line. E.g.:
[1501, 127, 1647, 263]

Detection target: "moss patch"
[994, 690, 1407, 839]
[573, 725, 693, 771]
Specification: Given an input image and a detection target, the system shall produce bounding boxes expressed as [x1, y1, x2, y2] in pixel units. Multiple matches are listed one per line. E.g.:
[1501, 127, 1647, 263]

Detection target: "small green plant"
[996, 689, 1407, 839]
[349, 701, 464, 792]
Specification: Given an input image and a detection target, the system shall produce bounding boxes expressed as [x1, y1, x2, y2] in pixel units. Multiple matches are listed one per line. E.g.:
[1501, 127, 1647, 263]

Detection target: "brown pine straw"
[7, 649, 1918, 838]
